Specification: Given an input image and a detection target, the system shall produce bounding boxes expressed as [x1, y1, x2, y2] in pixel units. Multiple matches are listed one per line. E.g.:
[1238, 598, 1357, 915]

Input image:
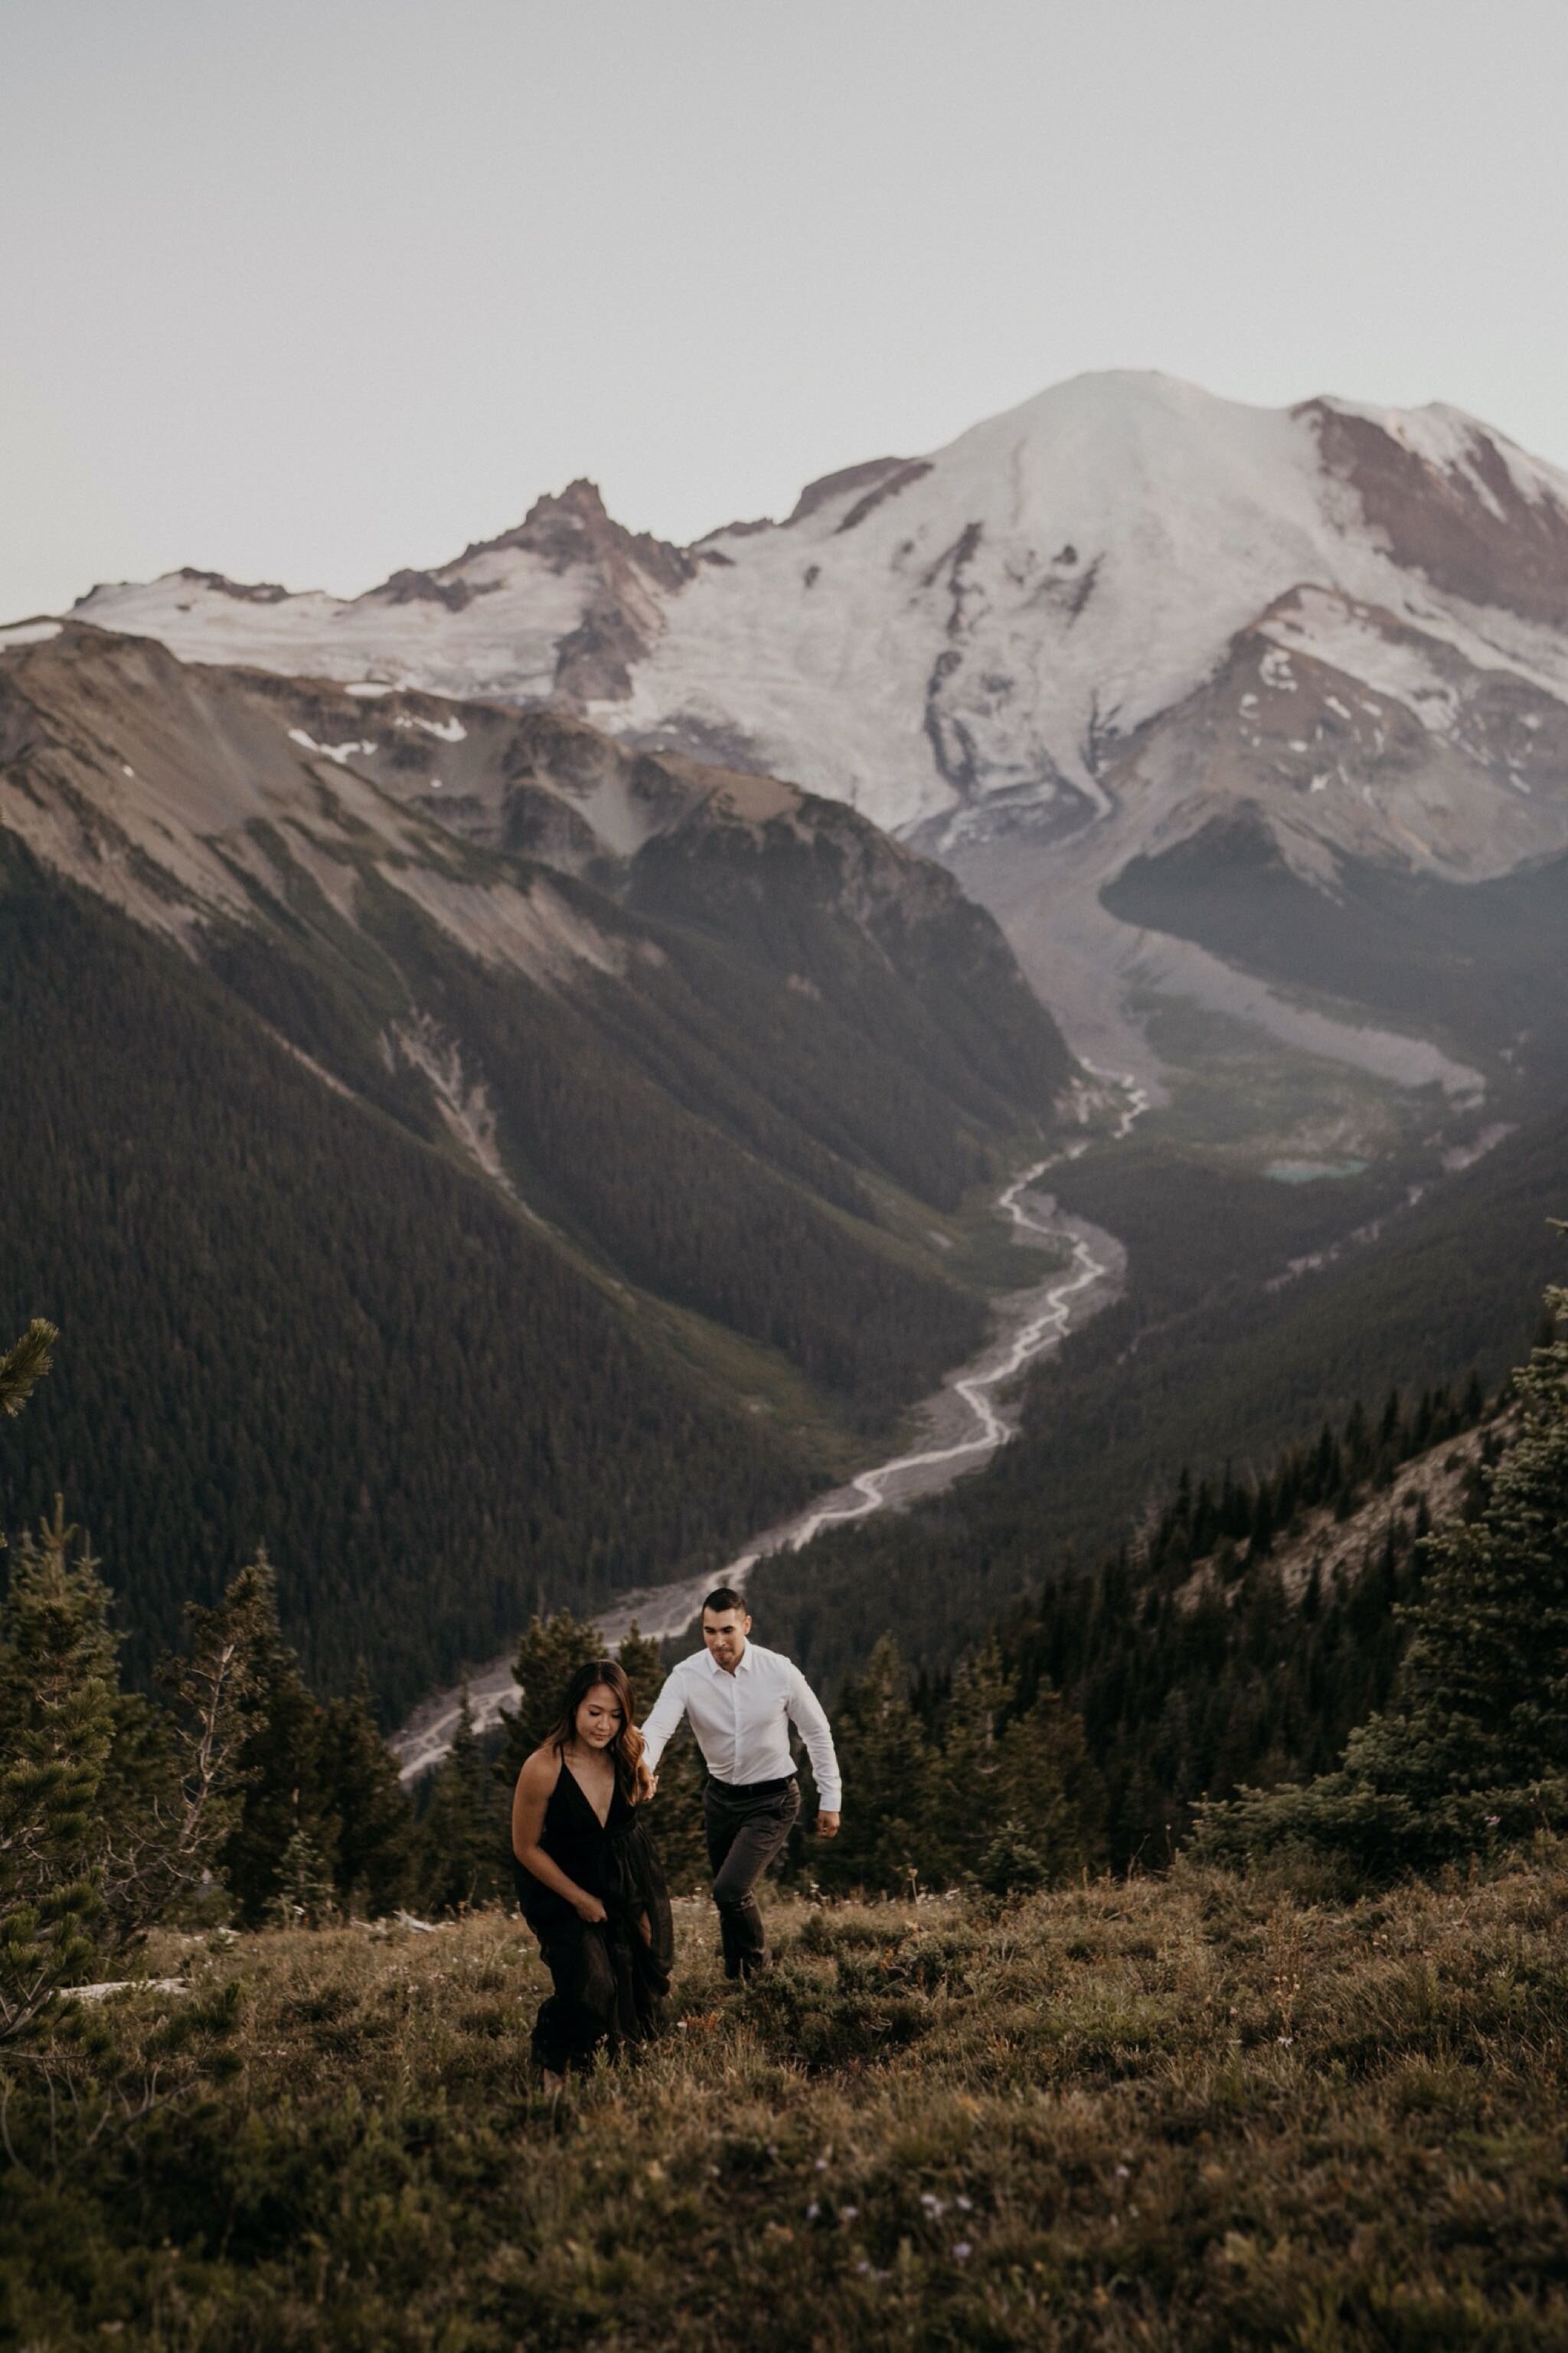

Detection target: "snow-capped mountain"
[54, 371, 1568, 1077]
[64, 372, 1568, 855]
[63, 479, 691, 712]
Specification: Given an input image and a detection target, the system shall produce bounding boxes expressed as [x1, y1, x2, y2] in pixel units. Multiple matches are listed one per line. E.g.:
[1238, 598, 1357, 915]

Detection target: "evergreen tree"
[273, 1825, 335, 1929]
[496, 1610, 606, 1787]
[0, 1320, 56, 1428]
[0, 1491, 282, 2038]
[0, 1308, 354, 1976]
[921, 1637, 1102, 1891]
[1197, 1270, 1568, 1873]
[217, 1557, 338, 1928]
[612, 1623, 665, 1728]
[815, 1636, 939, 1894]
[992, 1688, 1104, 1884]
[929, 1639, 1016, 1878]
[616, 1624, 707, 1893]
[114, 1554, 279, 1940]
[318, 1668, 411, 1917]
[0, 1503, 118, 2039]
[419, 1686, 504, 1914]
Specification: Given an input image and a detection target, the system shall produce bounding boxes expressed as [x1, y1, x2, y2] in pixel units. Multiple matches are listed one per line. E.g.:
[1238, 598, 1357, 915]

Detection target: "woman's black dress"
[513, 1758, 673, 2074]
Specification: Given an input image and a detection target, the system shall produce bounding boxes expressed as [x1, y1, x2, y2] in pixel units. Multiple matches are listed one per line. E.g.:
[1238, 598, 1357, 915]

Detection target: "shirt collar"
[703, 1640, 752, 1675]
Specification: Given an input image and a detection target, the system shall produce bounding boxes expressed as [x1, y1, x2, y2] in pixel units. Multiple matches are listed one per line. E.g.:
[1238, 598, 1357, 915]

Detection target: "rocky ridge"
[51, 369, 1568, 1083]
[57, 372, 1568, 876]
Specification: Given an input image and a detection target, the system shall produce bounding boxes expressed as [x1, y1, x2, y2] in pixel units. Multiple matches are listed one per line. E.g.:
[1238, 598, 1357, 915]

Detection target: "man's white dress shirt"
[641, 1641, 842, 1810]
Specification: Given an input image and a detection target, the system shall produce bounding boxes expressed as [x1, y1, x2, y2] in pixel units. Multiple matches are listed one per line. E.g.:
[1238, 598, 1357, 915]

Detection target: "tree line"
[5, 1257, 1565, 2028]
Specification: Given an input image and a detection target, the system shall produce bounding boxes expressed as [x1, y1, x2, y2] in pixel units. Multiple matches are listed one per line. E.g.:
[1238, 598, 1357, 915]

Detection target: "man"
[640, 1587, 841, 1979]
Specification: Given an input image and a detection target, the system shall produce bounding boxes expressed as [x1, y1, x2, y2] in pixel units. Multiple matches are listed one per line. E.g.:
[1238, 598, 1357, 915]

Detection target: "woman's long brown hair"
[542, 1659, 648, 1802]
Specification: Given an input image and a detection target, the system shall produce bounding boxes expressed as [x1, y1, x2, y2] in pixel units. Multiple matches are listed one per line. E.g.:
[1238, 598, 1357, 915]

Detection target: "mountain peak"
[450, 477, 692, 607]
[522, 476, 613, 528]
[57, 368, 1568, 897]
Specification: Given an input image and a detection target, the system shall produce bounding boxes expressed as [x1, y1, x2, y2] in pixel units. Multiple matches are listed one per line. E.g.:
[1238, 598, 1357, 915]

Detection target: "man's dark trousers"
[703, 1774, 799, 1978]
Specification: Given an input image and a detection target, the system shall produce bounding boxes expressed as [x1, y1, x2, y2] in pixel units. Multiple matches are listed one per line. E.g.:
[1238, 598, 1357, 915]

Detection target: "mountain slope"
[749, 1090, 1568, 1692]
[60, 371, 1568, 1089]
[1102, 807, 1568, 1087]
[0, 624, 1075, 1381]
[0, 840, 804, 1713]
[0, 625, 1077, 1704]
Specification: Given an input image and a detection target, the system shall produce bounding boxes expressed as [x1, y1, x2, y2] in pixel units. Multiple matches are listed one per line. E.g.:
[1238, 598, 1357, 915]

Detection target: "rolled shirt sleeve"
[786, 1662, 842, 1811]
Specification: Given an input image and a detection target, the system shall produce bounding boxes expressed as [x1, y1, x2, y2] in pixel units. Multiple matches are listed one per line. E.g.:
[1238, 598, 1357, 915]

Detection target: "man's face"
[701, 1609, 750, 1671]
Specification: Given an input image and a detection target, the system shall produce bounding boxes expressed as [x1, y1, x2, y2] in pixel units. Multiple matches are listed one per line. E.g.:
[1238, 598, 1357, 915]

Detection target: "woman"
[511, 1658, 673, 2088]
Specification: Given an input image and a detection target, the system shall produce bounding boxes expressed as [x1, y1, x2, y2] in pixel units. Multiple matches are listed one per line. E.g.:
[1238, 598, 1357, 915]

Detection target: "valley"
[751, 1074, 1568, 1693]
[0, 629, 1078, 1712]
[391, 1087, 1141, 1779]
[5, 365, 1566, 1742]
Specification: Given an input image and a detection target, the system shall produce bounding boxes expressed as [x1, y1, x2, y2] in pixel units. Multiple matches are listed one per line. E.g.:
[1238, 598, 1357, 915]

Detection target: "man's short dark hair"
[702, 1587, 747, 1618]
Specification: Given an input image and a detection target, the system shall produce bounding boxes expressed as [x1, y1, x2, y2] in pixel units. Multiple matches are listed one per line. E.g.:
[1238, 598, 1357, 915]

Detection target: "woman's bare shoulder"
[515, 1744, 560, 1790]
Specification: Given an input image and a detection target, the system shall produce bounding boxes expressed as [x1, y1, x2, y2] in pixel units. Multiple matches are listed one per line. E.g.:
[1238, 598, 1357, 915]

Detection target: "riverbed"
[392, 1080, 1145, 1781]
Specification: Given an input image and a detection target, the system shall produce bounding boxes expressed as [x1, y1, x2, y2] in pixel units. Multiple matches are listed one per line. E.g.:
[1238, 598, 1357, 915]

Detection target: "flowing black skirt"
[514, 1812, 673, 2074]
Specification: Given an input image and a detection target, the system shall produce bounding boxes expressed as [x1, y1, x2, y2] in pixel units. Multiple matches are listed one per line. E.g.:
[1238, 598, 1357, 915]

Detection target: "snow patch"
[287, 727, 378, 766]
[392, 711, 468, 743]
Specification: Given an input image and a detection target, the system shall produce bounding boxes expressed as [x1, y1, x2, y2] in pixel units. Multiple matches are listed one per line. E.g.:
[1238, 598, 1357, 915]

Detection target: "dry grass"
[5, 1853, 1568, 2348]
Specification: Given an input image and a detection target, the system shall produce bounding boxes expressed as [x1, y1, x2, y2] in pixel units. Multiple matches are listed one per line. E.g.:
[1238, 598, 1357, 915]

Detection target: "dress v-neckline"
[560, 1754, 615, 1830]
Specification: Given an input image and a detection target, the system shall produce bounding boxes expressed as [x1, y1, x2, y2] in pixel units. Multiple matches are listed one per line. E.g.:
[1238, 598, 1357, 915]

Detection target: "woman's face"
[575, 1684, 624, 1750]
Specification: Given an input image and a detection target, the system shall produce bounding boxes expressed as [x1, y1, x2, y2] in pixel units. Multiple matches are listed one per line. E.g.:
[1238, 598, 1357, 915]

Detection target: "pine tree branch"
[0, 1321, 57, 1420]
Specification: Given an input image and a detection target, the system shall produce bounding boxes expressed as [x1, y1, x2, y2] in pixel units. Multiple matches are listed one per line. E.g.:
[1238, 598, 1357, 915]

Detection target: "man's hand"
[815, 1810, 841, 1840]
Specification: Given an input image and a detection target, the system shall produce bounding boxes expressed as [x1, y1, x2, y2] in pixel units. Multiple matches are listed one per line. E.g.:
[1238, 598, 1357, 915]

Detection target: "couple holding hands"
[509, 1587, 842, 2086]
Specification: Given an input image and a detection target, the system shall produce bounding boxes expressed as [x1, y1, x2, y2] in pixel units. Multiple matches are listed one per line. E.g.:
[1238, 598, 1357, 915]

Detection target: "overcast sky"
[5, 0, 1566, 619]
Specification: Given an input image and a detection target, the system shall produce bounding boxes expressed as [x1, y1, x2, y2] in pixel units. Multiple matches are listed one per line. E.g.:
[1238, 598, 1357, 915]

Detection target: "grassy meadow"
[7, 1855, 1568, 2351]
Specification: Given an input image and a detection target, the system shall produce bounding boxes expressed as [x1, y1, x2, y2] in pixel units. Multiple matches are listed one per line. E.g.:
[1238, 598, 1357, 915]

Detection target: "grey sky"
[5, 0, 1566, 620]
